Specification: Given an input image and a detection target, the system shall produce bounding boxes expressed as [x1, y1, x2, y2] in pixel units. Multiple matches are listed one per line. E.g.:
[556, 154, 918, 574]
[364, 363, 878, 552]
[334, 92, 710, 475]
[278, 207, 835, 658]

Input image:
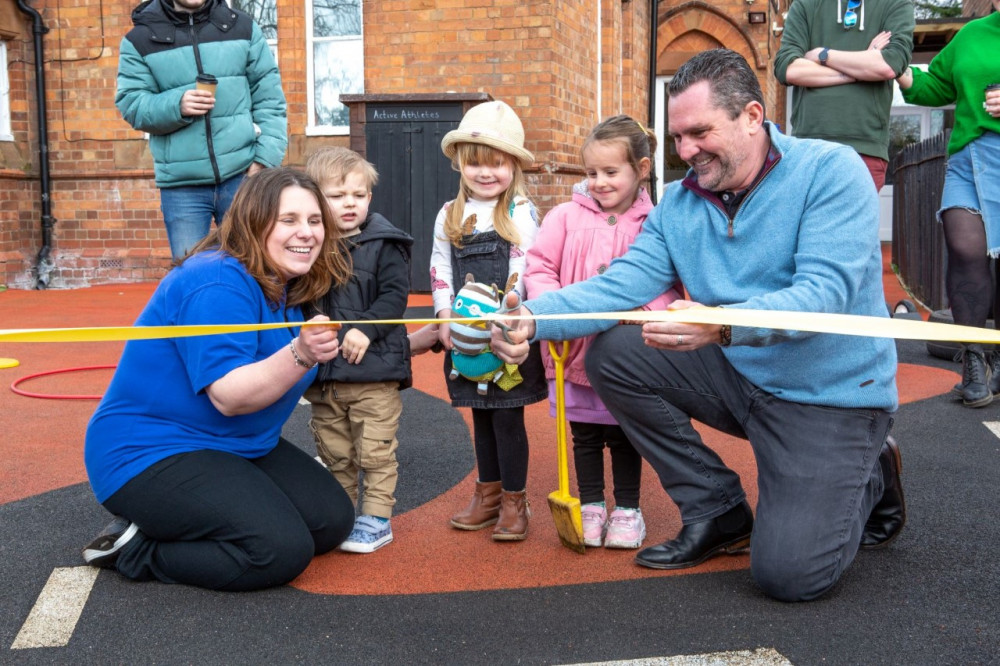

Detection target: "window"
[0, 41, 12, 141]
[230, 0, 278, 59]
[308, 0, 364, 134]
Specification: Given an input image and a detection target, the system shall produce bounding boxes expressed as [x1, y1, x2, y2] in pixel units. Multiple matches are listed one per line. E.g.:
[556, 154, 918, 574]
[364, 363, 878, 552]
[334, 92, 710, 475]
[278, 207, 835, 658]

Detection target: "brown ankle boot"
[450, 480, 503, 530]
[493, 489, 531, 541]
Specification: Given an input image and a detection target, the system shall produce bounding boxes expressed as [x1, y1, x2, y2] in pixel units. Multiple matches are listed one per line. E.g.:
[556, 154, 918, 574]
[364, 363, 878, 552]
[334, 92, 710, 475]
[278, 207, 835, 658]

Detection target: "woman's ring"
[677, 334, 684, 346]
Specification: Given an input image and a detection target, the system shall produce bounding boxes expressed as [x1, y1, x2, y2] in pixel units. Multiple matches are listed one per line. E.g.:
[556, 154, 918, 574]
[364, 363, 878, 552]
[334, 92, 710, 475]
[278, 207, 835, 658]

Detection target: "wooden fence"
[891, 130, 950, 312]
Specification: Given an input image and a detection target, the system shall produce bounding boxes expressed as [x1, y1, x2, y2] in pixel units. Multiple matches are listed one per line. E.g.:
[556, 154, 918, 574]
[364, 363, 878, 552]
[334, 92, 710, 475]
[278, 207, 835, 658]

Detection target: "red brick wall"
[0, 0, 775, 289]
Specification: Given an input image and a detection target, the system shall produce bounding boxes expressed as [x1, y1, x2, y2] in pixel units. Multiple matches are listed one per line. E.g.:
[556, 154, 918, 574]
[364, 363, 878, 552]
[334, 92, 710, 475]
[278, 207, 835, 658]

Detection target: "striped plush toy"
[449, 274, 522, 395]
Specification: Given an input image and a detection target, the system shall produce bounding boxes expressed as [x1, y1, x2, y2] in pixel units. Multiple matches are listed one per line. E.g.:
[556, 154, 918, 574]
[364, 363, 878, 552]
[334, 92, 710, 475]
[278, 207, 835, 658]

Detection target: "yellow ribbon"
[1, 307, 999, 344]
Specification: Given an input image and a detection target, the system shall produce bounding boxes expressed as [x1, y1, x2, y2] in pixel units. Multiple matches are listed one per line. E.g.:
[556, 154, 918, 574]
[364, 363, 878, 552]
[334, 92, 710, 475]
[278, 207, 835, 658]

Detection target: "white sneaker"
[604, 507, 646, 549]
[339, 515, 393, 553]
[580, 503, 608, 548]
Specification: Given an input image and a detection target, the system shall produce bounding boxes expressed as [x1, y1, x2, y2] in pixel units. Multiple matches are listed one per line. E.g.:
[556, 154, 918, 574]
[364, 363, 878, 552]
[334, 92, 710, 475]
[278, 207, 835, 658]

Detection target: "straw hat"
[441, 101, 534, 168]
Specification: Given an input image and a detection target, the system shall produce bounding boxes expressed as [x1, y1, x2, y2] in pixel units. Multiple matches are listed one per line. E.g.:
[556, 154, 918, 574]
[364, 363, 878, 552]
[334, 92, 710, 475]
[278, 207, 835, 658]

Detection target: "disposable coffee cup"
[195, 74, 218, 95]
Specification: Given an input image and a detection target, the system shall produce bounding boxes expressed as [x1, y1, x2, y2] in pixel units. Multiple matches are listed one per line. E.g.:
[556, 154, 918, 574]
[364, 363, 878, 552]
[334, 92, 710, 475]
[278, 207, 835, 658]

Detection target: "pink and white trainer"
[580, 503, 608, 548]
[604, 507, 646, 549]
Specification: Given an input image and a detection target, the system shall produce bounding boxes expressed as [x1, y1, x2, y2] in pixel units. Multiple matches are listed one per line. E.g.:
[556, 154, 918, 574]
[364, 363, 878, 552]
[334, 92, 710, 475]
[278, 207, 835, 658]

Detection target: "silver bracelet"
[289, 338, 316, 369]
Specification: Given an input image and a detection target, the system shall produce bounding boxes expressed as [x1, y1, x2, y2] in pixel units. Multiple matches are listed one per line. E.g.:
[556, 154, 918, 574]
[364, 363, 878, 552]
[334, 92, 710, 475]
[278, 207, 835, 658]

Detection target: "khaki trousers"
[305, 381, 401, 518]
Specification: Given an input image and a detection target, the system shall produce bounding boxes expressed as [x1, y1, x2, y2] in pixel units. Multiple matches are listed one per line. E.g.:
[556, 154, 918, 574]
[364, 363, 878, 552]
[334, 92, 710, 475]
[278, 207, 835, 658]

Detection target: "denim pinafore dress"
[444, 230, 547, 409]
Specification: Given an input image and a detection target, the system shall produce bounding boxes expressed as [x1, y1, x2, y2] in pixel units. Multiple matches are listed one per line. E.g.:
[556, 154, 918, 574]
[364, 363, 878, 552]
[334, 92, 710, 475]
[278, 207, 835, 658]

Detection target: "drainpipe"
[647, 0, 658, 205]
[16, 0, 56, 289]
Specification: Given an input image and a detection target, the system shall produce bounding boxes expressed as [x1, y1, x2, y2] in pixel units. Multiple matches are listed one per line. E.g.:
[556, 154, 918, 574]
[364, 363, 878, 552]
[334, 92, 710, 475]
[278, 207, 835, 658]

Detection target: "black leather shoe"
[635, 501, 753, 570]
[861, 436, 906, 549]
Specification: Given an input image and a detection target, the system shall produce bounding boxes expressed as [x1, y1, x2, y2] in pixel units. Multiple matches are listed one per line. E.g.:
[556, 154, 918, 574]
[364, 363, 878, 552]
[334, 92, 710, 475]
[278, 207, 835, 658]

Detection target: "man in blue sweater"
[494, 49, 903, 602]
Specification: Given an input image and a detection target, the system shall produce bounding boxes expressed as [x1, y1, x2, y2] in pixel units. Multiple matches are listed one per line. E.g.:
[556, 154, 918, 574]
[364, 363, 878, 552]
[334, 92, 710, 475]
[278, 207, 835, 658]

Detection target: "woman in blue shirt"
[82, 167, 355, 591]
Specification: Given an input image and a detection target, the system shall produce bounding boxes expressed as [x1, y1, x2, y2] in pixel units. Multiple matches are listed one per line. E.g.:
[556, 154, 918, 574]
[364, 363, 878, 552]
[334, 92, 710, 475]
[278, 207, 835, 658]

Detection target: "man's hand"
[640, 299, 724, 351]
[246, 162, 265, 177]
[490, 292, 535, 365]
[868, 31, 891, 51]
[180, 89, 214, 117]
[341, 327, 371, 365]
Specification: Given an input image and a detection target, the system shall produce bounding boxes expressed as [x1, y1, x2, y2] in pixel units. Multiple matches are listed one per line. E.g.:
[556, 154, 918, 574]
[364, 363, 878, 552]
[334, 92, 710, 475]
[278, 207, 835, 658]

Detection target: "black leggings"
[471, 407, 529, 491]
[103, 438, 354, 591]
[943, 208, 1000, 328]
[569, 421, 641, 507]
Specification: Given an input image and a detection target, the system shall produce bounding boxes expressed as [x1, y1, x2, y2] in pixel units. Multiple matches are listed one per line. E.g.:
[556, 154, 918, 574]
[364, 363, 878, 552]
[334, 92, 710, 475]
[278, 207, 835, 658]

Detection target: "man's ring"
[677, 334, 684, 346]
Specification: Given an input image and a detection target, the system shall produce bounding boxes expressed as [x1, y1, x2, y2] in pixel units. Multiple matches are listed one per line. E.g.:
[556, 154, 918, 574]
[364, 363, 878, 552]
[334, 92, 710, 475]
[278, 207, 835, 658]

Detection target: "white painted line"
[559, 648, 793, 666]
[11, 566, 100, 649]
[983, 421, 1000, 439]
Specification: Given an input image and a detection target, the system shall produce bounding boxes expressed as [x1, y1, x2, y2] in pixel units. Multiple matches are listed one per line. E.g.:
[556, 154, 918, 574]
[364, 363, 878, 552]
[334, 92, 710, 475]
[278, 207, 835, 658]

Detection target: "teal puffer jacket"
[115, 0, 287, 187]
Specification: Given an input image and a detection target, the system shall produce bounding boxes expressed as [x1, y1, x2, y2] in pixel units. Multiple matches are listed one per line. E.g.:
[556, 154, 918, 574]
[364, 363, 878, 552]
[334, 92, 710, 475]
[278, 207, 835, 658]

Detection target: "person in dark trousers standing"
[116, 0, 287, 259]
[774, 0, 914, 192]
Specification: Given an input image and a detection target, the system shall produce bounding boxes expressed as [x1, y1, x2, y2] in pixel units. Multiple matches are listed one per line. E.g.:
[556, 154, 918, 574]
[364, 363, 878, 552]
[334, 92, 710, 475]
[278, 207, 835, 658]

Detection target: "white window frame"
[306, 0, 364, 136]
[0, 41, 12, 142]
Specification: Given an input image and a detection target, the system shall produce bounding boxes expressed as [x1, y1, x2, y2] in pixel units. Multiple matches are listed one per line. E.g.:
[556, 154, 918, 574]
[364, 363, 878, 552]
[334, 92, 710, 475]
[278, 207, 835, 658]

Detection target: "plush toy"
[449, 274, 523, 395]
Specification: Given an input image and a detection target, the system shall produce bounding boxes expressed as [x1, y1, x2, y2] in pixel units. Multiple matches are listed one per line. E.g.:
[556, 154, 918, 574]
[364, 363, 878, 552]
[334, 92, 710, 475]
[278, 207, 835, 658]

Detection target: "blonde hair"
[582, 114, 658, 184]
[443, 142, 527, 247]
[187, 168, 351, 308]
[305, 146, 379, 190]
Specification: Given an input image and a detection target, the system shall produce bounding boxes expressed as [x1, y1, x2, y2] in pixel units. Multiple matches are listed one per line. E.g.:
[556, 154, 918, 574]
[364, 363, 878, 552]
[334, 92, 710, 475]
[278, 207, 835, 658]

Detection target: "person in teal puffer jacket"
[116, 0, 287, 259]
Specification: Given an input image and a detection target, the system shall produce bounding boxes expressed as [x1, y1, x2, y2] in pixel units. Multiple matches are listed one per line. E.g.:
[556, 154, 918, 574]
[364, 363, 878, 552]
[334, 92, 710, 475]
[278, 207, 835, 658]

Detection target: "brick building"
[1, 0, 787, 289]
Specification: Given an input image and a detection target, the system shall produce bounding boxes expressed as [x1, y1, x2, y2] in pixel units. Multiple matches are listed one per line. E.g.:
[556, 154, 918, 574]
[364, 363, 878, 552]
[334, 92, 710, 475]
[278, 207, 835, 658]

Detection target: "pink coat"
[524, 182, 683, 388]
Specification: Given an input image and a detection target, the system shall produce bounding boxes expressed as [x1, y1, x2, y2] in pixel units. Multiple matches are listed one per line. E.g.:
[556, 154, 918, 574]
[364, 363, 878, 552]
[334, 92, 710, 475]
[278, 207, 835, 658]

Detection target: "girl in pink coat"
[525, 115, 682, 549]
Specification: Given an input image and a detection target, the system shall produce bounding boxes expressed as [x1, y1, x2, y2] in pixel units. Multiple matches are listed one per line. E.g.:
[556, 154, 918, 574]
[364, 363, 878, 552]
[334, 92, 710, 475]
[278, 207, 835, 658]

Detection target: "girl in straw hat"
[430, 100, 547, 542]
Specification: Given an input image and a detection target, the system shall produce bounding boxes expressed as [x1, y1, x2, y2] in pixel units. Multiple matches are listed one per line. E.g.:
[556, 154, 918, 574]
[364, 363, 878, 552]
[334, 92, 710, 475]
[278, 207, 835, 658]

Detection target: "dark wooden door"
[365, 103, 463, 292]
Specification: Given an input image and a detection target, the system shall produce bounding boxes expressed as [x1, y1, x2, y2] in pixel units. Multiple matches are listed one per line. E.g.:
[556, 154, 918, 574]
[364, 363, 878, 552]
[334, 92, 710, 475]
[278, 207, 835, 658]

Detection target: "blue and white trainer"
[339, 515, 393, 554]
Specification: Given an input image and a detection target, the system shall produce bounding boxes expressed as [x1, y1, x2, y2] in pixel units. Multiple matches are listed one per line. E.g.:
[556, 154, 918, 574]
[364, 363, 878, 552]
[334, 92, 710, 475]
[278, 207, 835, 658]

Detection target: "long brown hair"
[187, 168, 351, 308]
[442, 142, 527, 247]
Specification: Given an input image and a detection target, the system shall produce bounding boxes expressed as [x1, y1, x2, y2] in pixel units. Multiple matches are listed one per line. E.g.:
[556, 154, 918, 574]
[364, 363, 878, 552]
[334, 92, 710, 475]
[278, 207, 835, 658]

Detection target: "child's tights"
[471, 407, 528, 491]
[570, 421, 641, 507]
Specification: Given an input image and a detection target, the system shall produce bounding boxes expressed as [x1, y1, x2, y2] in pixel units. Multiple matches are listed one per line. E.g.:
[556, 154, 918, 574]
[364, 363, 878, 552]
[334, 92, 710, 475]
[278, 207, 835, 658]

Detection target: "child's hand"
[408, 323, 441, 355]
[341, 327, 371, 365]
[437, 309, 454, 351]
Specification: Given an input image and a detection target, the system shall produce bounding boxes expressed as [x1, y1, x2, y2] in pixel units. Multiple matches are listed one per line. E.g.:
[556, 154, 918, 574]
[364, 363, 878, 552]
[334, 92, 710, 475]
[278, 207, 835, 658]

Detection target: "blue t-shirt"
[84, 251, 316, 503]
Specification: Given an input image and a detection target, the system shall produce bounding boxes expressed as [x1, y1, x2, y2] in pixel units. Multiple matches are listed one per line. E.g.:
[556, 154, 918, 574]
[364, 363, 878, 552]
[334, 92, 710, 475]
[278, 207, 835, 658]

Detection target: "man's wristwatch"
[719, 325, 732, 347]
[818, 48, 830, 66]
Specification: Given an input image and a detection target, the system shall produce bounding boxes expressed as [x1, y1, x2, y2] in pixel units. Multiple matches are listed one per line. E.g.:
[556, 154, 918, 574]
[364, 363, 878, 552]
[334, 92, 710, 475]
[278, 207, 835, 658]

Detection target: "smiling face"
[583, 140, 649, 215]
[667, 80, 764, 192]
[460, 150, 514, 201]
[322, 169, 372, 237]
[265, 185, 325, 282]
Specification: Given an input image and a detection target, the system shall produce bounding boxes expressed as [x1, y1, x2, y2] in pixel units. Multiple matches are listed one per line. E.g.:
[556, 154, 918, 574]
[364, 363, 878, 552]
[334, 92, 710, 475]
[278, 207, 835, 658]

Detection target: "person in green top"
[774, 0, 914, 191]
[897, 1, 1000, 408]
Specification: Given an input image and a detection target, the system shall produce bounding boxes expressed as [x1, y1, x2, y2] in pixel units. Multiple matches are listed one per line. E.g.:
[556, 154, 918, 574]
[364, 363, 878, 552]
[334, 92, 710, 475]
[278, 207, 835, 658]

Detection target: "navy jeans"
[159, 173, 244, 259]
[104, 439, 354, 591]
[587, 326, 894, 601]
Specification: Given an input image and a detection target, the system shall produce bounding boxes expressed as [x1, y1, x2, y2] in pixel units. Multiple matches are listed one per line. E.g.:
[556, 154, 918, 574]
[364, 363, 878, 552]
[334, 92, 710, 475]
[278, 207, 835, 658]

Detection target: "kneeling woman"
[82, 168, 355, 591]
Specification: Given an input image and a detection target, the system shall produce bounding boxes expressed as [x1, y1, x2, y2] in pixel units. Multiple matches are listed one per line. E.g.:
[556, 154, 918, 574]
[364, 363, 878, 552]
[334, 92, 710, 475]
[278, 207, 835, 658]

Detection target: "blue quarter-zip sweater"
[527, 123, 898, 411]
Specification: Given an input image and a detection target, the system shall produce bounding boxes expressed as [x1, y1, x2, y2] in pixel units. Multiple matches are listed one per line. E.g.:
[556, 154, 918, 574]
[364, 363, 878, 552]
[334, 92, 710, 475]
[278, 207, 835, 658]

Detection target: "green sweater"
[774, 0, 914, 161]
[901, 12, 1000, 156]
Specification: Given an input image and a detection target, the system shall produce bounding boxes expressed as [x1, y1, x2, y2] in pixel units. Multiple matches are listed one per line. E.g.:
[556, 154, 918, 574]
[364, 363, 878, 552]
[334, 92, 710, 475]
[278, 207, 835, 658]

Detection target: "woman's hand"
[298, 315, 341, 364]
[986, 88, 1000, 118]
